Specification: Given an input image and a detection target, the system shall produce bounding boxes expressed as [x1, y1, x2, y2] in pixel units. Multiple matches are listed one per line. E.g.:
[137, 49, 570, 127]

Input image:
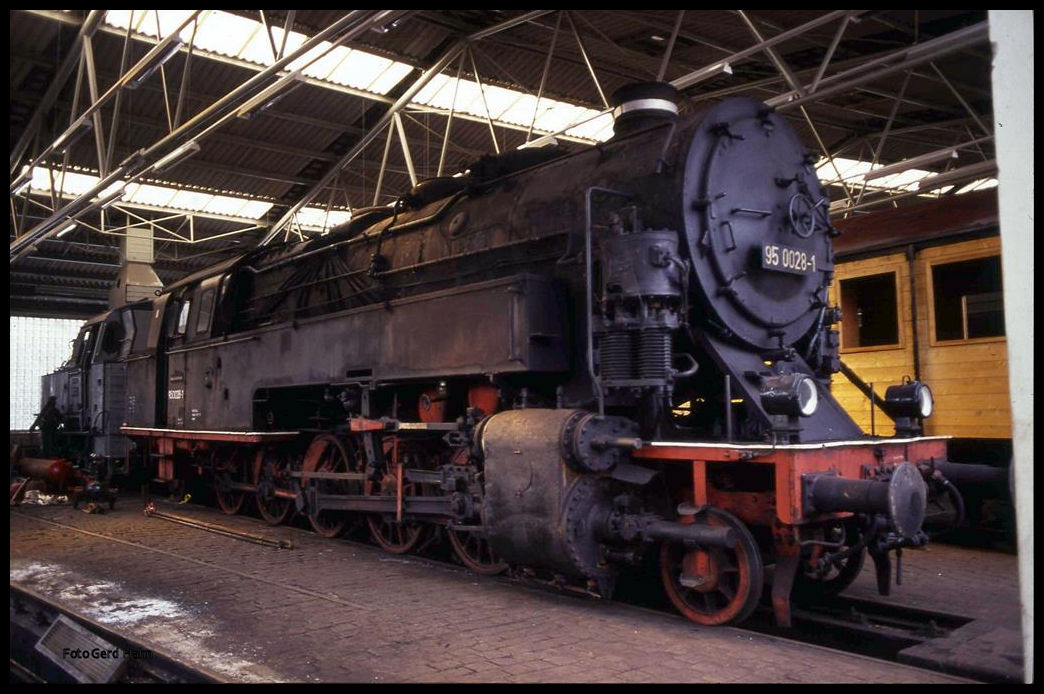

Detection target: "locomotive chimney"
[609, 82, 679, 139]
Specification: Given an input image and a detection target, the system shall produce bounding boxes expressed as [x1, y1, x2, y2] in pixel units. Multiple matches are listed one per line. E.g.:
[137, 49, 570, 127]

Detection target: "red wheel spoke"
[660, 509, 764, 626]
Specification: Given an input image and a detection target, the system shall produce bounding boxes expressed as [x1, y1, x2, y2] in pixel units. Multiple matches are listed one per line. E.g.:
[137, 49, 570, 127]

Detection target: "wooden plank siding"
[828, 237, 1011, 440]
[829, 252, 916, 435]
[915, 237, 1011, 439]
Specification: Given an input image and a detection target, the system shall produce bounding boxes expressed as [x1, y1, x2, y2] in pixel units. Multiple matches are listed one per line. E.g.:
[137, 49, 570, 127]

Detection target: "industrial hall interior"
[9, 9, 1033, 685]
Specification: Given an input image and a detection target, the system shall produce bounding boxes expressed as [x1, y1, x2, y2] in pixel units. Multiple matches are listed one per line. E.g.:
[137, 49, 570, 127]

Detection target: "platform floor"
[10, 499, 1016, 683]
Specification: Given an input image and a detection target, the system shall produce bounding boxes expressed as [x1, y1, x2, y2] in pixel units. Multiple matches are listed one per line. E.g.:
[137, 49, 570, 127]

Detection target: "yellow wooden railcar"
[829, 189, 1011, 466]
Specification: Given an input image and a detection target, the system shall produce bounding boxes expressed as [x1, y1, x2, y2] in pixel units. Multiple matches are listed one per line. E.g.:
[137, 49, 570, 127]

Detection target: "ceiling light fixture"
[97, 185, 127, 209]
[235, 73, 305, 120]
[152, 141, 201, 173]
[11, 166, 33, 195]
[124, 37, 184, 90]
[53, 118, 94, 154]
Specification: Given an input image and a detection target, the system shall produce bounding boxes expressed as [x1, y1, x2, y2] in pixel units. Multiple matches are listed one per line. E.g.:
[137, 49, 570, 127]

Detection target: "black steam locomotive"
[42, 83, 969, 627]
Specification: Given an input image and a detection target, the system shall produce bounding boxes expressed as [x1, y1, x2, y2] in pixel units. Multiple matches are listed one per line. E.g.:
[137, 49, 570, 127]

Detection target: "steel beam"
[467, 47, 502, 154]
[81, 37, 109, 178]
[10, 10, 104, 175]
[855, 71, 914, 205]
[526, 13, 562, 144]
[930, 62, 993, 138]
[12, 10, 399, 261]
[393, 113, 418, 186]
[671, 10, 853, 91]
[13, 11, 203, 188]
[437, 53, 467, 176]
[262, 11, 553, 245]
[22, 10, 603, 150]
[565, 12, 609, 109]
[656, 11, 685, 82]
[767, 22, 990, 110]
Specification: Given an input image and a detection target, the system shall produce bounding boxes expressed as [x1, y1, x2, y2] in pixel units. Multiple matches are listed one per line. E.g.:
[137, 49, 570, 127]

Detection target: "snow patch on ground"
[10, 559, 287, 682]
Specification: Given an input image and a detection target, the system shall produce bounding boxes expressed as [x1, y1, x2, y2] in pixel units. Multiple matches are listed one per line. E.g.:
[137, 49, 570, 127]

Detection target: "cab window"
[175, 300, 192, 336]
[195, 288, 216, 337]
[119, 309, 136, 358]
[131, 307, 153, 353]
[94, 321, 123, 362]
[67, 329, 87, 366]
[80, 325, 99, 366]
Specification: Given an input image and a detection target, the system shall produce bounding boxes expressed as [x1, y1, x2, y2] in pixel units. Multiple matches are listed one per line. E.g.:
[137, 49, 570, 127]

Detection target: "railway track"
[12, 500, 991, 683]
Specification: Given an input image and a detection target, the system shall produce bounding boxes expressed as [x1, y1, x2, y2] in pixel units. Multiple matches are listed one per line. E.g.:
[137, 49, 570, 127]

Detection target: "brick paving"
[9, 500, 987, 684]
[844, 542, 1022, 628]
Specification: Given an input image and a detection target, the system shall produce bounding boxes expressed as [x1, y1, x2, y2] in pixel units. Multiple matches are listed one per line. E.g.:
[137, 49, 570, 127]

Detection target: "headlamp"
[760, 373, 818, 417]
[884, 380, 933, 419]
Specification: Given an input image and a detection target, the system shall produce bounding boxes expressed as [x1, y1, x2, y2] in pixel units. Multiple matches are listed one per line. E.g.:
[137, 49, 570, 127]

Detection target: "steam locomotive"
[41, 82, 971, 627]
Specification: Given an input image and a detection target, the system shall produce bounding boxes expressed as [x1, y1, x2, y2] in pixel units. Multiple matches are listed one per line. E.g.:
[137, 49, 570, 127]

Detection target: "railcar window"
[175, 300, 192, 336]
[931, 255, 1005, 341]
[839, 272, 899, 348]
[195, 288, 216, 336]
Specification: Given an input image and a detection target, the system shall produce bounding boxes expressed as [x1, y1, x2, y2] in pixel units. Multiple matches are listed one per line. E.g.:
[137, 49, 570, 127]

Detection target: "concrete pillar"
[988, 9, 1033, 684]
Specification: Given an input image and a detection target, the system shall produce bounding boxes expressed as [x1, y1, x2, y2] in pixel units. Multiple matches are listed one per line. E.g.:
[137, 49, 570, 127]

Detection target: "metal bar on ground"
[144, 505, 293, 549]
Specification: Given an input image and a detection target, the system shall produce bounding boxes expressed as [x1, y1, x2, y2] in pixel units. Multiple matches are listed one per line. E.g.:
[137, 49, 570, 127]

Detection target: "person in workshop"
[30, 396, 64, 457]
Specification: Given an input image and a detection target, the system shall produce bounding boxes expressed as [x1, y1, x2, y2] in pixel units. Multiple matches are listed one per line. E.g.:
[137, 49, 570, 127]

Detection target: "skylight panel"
[452, 82, 492, 117]
[871, 168, 931, 191]
[23, 166, 274, 221]
[954, 178, 998, 194]
[168, 189, 216, 211]
[203, 196, 253, 217]
[367, 62, 414, 95]
[156, 10, 197, 40]
[238, 200, 275, 219]
[817, 157, 874, 181]
[239, 25, 278, 65]
[497, 93, 541, 127]
[413, 75, 453, 106]
[104, 10, 135, 33]
[284, 33, 325, 73]
[192, 12, 260, 60]
[295, 207, 352, 231]
[565, 112, 615, 142]
[102, 10, 613, 141]
[127, 183, 177, 207]
[534, 102, 588, 134]
[481, 85, 523, 121]
[301, 44, 351, 82]
[815, 156, 947, 192]
[334, 51, 396, 92]
[28, 168, 98, 197]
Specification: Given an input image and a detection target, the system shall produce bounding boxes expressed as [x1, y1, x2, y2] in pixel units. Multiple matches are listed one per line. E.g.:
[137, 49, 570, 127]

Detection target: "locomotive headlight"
[760, 373, 818, 418]
[884, 381, 934, 419]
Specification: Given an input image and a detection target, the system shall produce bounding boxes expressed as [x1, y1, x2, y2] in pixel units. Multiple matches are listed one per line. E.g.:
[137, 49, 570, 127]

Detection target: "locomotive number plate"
[761, 243, 818, 276]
